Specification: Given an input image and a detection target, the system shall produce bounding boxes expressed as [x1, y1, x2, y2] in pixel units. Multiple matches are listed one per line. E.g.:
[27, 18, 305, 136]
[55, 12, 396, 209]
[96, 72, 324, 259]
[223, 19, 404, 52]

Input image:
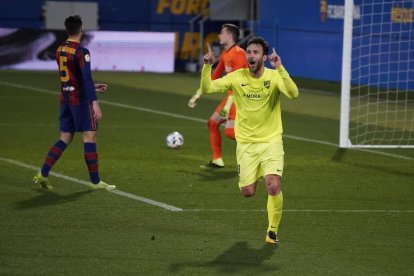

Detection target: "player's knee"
[266, 175, 281, 196]
[241, 186, 256, 197]
[267, 185, 280, 196]
[60, 133, 74, 145]
[242, 190, 255, 197]
[224, 128, 235, 140]
[82, 131, 97, 143]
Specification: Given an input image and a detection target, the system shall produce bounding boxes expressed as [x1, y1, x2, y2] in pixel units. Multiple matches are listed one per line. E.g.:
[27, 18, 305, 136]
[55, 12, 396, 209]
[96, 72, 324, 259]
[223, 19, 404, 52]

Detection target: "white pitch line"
[1, 80, 412, 161]
[110, 189, 182, 211]
[183, 209, 414, 213]
[0, 156, 182, 212]
[99, 100, 206, 123]
[0, 81, 205, 123]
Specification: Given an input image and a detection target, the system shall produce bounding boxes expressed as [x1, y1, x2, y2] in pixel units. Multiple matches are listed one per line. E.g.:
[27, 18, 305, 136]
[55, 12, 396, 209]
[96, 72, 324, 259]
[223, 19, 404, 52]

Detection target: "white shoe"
[90, 181, 116, 190]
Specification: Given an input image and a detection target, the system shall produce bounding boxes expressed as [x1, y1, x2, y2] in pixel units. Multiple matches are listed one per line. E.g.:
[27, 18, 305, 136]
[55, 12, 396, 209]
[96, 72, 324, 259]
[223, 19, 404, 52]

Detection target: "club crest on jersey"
[84, 54, 91, 62]
[264, 80, 270, 89]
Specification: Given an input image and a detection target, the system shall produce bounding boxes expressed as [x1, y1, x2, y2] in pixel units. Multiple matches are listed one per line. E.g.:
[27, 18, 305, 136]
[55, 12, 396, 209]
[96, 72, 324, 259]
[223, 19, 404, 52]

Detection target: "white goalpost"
[340, 0, 414, 148]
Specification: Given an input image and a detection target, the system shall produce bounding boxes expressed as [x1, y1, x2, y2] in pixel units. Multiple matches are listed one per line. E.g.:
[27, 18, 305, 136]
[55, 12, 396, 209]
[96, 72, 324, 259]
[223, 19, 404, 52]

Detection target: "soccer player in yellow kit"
[200, 37, 299, 244]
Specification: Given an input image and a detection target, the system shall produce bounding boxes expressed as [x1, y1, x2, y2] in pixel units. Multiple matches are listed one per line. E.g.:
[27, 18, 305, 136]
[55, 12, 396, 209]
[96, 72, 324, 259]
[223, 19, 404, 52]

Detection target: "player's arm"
[268, 47, 299, 99]
[190, 44, 227, 108]
[78, 48, 97, 102]
[201, 44, 232, 94]
[201, 64, 230, 94]
[188, 54, 225, 108]
[78, 48, 102, 120]
[276, 65, 299, 99]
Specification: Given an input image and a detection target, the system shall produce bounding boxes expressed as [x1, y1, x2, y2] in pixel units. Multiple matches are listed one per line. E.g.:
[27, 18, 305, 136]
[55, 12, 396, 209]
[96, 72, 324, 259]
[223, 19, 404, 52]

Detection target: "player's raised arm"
[203, 43, 215, 64]
[268, 47, 282, 69]
[200, 44, 230, 95]
[270, 47, 299, 99]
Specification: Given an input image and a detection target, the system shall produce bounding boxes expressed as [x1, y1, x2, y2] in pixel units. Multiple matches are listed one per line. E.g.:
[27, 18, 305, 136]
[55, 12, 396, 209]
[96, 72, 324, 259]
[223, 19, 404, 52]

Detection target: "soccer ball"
[166, 131, 184, 149]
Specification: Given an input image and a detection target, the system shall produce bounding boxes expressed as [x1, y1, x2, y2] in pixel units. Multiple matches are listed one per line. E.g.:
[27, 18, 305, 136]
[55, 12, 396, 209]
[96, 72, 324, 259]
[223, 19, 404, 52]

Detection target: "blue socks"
[41, 140, 67, 177]
[84, 142, 100, 184]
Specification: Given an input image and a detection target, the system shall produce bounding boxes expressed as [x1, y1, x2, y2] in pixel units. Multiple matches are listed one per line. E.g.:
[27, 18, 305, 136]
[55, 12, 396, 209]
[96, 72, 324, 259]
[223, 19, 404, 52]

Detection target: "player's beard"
[249, 58, 263, 74]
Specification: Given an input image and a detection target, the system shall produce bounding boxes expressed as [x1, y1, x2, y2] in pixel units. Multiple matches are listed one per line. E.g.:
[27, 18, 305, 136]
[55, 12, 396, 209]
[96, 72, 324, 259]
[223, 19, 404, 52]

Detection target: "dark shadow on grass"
[15, 189, 93, 210]
[177, 169, 237, 182]
[342, 161, 414, 178]
[169, 241, 278, 274]
[332, 148, 347, 162]
[332, 148, 413, 178]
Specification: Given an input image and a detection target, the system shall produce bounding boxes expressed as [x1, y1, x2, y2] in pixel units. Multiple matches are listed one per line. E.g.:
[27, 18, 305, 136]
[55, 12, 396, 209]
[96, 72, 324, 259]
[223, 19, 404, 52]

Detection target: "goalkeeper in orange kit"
[188, 23, 247, 168]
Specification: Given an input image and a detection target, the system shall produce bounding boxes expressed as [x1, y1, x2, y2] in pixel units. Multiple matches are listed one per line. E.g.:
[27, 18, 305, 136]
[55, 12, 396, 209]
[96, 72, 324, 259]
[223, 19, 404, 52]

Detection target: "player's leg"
[34, 132, 74, 189]
[202, 98, 228, 168]
[240, 182, 257, 197]
[34, 105, 74, 189]
[82, 130, 99, 183]
[237, 142, 261, 197]
[264, 174, 283, 244]
[261, 140, 285, 244]
[81, 130, 114, 190]
[224, 103, 236, 140]
[79, 103, 115, 190]
[41, 132, 73, 177]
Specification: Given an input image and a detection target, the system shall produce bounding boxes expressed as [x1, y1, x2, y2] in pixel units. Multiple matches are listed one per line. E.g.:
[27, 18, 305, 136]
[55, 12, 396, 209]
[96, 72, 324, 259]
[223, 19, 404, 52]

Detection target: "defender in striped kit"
[33, 15, 115, 191]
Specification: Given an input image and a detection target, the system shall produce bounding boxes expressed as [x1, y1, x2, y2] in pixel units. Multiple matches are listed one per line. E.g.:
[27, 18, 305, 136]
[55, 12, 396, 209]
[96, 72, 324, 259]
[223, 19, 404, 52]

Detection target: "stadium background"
[1, 0, 348, 81]
[1, 1, 413, 275]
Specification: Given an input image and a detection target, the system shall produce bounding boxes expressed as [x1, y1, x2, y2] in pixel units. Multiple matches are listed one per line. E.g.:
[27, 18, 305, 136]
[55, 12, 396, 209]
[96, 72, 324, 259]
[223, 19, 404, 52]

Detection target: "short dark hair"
[65, 15, 83, 36]
[247, 36, 269, 55]
[222, 23, 240, 42]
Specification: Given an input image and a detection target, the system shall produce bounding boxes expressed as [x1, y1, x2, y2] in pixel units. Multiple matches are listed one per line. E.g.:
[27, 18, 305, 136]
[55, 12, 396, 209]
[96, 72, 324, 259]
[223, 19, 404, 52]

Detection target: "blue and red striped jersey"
[56, 40, 97, 105]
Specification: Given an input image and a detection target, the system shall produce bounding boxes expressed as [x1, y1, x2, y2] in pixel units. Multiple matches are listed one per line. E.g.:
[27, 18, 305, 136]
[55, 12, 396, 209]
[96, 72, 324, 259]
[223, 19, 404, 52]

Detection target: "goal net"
[340, 0, 414, 148]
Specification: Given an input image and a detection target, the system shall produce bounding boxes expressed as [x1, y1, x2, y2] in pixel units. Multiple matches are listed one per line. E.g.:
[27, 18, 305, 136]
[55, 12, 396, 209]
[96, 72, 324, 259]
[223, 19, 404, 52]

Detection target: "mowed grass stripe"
[1, 155, 413, 214]
[1, 80, 412, 161]
[182, 209, 414, 213]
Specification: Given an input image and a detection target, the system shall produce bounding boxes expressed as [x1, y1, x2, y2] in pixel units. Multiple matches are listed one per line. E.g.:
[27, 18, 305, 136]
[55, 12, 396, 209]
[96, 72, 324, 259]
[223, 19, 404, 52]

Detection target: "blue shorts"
[59, 102, 98, 132]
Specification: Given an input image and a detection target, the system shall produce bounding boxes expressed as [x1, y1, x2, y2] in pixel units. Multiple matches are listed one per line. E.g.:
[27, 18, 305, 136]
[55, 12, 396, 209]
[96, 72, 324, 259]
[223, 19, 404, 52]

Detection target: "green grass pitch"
[0, 70, 413, 275]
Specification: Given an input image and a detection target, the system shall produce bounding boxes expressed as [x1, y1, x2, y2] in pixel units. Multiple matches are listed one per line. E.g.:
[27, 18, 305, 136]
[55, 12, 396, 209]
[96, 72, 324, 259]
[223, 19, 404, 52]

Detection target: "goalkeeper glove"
[219, 95, 233, 119]
[188, 89, 202, 108]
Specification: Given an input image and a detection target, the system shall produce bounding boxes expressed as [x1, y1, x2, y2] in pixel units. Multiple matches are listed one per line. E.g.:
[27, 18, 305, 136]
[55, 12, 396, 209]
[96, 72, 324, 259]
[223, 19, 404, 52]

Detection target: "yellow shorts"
[236, 140, 284, 188]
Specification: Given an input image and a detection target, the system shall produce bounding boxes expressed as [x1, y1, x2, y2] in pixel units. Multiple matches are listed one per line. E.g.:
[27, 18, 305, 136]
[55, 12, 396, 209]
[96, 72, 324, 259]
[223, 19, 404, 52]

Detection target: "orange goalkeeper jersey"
[211, 45, 247, 95]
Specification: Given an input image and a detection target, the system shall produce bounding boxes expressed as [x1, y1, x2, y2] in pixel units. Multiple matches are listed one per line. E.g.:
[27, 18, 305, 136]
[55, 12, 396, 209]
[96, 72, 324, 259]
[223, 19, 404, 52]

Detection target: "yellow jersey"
[201, 64, 299, 143]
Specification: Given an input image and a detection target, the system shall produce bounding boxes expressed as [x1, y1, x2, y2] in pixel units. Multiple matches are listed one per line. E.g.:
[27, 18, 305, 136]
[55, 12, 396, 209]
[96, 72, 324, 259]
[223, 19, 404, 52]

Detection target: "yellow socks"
[267, 191, 283, 233]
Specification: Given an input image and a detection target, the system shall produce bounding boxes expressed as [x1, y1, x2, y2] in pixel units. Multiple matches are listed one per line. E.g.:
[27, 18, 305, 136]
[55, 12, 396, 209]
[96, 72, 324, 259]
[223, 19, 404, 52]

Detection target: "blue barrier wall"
[0, 0, 44, 28]
[257, 0, 345, 81]
[257, 0, 414, 89]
